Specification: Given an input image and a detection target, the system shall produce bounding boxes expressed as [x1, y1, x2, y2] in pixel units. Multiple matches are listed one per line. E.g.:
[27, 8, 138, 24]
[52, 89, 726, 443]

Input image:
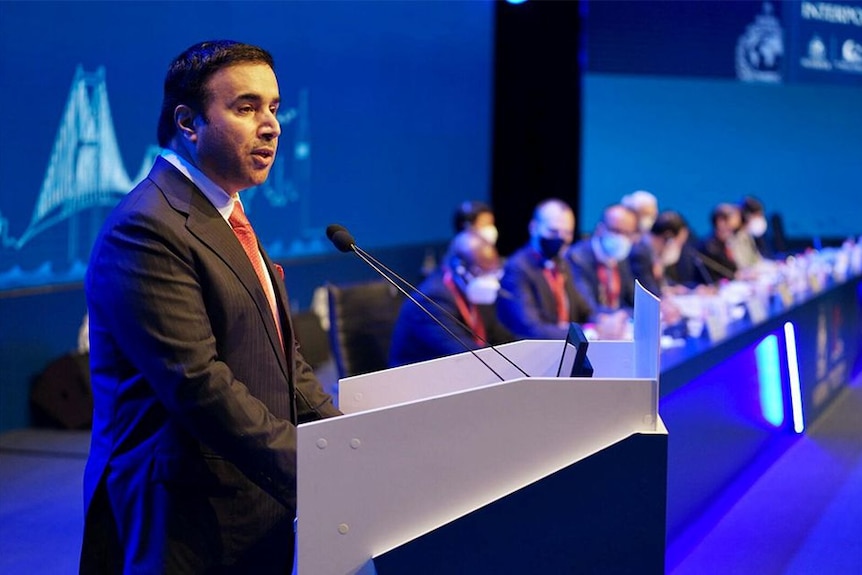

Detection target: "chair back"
[327, 280, 404, 378]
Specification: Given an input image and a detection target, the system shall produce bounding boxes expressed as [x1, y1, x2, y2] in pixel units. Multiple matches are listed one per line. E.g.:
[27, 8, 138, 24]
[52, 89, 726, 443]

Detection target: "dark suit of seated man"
[389, 231, 515, 367]
[497, 199, 593, 340]
[698, 203, 741, 282]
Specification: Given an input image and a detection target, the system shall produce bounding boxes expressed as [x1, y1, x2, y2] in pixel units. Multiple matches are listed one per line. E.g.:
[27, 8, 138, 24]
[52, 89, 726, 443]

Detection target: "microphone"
[326, 224, 355, 253]
[325, 224, 530, 381]
[684, 245, 736, 281]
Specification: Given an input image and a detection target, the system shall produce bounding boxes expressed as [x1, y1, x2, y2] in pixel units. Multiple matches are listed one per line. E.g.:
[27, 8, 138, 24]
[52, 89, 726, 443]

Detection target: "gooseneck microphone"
[325, 224, 529, 381]
[683, 245, 735, 283]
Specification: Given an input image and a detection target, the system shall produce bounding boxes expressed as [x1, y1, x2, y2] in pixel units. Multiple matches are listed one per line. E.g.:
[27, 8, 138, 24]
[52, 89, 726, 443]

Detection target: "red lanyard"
[542, 266, 568, 323]
[443, 272, 486, 345]
[597, 264, 620, 309]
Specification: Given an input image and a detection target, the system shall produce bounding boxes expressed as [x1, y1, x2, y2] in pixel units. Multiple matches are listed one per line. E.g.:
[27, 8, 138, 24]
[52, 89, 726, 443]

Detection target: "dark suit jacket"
[80, 158, 340, 574]
[628, 238, 660, 297]
[669, 234, 713, 287]
[566, 239, 636, 314]
[698, 235, 738, 281]
[388, 270, 515, 367]
[497, 246, 593, 340]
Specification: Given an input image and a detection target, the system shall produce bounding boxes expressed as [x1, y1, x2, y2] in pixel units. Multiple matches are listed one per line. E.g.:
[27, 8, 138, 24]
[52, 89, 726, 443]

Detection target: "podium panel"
[374, 429, 668, 575]
[296, 283, 665, 574]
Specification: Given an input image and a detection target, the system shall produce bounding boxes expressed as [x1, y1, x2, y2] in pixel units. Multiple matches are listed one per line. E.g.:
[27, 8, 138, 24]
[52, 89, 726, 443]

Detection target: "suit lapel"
[150, 159, 289, 377]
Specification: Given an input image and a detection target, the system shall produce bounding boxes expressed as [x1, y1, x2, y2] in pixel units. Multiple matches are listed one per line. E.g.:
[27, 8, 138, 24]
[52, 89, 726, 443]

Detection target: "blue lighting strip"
[784, 321, 805, 433]
[755, 335, 784, 427]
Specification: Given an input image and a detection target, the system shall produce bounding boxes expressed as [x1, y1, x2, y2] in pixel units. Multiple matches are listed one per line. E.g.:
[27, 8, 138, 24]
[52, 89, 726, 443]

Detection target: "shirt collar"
[160, 149, 236, 221]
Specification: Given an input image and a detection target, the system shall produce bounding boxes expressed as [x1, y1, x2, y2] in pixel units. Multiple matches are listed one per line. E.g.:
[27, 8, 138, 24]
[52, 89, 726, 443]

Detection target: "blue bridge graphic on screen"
[0, 66, 316, 290]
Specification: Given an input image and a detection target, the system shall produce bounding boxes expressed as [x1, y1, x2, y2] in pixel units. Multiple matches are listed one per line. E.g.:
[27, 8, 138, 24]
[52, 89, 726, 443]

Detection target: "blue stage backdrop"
[0, 0, 493, 291]
[581, 0, 862, 239]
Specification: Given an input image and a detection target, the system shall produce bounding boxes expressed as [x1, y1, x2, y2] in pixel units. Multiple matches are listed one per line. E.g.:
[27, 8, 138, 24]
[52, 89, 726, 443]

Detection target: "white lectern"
[297, 283, 667, 574]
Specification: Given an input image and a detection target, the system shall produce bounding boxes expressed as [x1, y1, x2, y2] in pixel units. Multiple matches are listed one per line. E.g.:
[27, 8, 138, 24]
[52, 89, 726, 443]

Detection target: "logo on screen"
[801, 35, 834, 70]
[736, 2, 785, 83]
[835, 38, 862, 72]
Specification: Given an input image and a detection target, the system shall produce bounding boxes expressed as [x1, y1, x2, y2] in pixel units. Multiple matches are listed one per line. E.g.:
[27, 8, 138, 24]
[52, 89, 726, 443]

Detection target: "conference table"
[657, 256, 861, 544]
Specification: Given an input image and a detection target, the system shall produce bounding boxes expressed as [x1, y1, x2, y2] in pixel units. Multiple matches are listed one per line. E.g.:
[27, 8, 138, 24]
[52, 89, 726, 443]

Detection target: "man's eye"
[238, 105, 254, 114]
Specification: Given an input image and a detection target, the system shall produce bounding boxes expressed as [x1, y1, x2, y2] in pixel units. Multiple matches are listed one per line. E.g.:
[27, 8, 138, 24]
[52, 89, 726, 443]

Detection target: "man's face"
[531, 205, 575, 244]
[192, 63, 281, 195]
[601, 207, 638, 241]
[471, 242, 502, 277]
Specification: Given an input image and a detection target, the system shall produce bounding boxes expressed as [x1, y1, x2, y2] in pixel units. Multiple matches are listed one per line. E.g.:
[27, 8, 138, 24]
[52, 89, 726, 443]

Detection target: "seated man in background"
[622, 190, 661, 297]
[698, 203, 741, 281]
[452, 200, 498, 246]
[621, 190, 659, 236]
[497, 198, 593, 340]
[644, 210, 713, 290]
[389, 230, 514, 367]
[739, 195, 773, 259]
[566, 204, 638, 326]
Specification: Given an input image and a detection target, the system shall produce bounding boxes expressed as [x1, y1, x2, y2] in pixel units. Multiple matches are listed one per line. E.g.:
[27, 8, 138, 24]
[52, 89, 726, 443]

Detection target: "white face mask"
[747, 216, 767, 238]
[465, 274, 501, 305]
[600, 232, 632, 262]
[661, 240, 682, 266]
[639, 216, 656, 234]
[476, 225, 499, 246]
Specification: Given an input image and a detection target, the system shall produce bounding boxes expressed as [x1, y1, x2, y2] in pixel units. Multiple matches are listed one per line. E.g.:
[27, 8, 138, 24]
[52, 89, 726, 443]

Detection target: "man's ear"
[174, 105, 197, 142]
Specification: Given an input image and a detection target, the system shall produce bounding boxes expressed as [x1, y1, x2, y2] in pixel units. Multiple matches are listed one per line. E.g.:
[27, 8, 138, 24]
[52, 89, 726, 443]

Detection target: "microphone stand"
[328, 225, 530, 381]
[683, 245, 735, 284]
[352, 244, 530, 378]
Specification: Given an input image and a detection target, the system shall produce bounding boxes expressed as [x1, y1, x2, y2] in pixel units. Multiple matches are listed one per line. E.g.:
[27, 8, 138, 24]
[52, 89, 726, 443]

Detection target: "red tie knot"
[229, 200, 251, 229]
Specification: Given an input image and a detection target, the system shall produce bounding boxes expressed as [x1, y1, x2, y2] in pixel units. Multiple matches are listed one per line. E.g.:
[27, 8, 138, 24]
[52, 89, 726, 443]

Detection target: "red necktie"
[229, 201, 283, 345]
[542, 267, 568, 323]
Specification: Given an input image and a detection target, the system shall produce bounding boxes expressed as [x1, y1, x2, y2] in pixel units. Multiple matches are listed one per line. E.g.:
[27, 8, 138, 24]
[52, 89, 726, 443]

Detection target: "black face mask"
[537, 236, 565, 260]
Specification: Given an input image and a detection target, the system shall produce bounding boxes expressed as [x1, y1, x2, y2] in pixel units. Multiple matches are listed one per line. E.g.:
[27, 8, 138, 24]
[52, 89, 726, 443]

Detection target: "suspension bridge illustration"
[0, 66, 316, 289]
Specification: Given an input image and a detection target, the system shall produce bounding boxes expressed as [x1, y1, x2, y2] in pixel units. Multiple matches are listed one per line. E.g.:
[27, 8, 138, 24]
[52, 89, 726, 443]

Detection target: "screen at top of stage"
[0, 1, 494, 291]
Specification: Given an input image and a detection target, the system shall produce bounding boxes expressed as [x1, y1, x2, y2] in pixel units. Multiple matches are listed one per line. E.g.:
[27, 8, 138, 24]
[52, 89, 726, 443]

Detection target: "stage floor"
[2, 376, 861, 575]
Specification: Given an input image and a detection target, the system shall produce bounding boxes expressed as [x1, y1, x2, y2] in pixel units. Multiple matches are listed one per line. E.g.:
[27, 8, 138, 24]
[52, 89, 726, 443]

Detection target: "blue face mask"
[601, 233, 632, 261]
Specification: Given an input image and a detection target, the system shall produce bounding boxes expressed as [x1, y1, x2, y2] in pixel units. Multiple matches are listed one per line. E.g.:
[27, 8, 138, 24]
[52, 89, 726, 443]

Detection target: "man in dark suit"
[497, 198, 593, 340]
[698, 203, 741, 281]
[80, 40, 340, 574]
[567, 204, 638, 315]
[389, 230, 514, 367]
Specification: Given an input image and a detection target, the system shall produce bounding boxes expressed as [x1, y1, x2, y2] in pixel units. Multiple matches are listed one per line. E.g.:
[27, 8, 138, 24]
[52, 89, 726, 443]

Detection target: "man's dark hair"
[651, 210, 687, 239]
[453, 200, 493, 233]
[157, 40, 275, 147]
[710, 203, 739, 227]
[739, 195, 764, 221]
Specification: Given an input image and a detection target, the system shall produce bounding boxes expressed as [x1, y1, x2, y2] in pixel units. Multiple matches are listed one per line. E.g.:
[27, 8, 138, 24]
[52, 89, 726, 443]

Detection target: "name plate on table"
[745, 296, 769, 325]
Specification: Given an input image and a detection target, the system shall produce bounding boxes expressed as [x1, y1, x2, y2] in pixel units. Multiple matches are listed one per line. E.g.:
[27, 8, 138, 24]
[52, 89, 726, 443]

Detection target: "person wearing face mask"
[566, 204, 639, 321]
[453, 200, 499, 246]
[388, 230, 514, 367]
[621, 190, 659, 236]
[622, 190, 661, 297]
[698, 203, 742, 281]
[497, 199, 593, 340]
[740, 195, 773, 259]
[647, 210, 713, 289]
